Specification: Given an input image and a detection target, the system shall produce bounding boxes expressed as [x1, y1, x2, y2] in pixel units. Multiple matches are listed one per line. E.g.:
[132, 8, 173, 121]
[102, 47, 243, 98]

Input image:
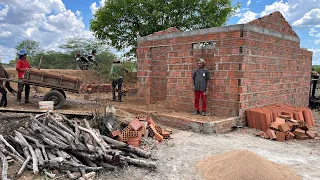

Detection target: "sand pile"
[196, 149, 302, 180]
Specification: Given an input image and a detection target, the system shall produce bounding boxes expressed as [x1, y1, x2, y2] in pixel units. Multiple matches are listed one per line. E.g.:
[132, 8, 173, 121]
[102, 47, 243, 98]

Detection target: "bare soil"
[1, 69, 319, 180]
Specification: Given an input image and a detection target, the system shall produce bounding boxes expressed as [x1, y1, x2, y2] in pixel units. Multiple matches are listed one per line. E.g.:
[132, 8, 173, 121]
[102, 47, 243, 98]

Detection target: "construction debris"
[256, 118, 319, 141]
[0, 112, 156, 179]
[113, 114, 171, 147]
[246, 104, 315, 131]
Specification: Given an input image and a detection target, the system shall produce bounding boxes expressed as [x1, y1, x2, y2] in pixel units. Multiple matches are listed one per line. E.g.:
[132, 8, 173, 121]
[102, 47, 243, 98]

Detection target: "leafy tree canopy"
[90, 0, 240, 55]
[15, 39, 41, 57]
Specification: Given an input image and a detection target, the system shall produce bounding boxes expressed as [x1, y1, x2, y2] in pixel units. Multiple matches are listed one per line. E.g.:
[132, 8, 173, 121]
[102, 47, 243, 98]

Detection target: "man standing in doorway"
[16, 49, 31, 104]
[110, 58, 128, 102]
[192, 59, 210, 116]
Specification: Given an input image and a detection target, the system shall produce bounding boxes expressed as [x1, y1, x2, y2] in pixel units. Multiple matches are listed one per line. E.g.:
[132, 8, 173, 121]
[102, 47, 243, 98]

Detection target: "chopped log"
[48, 123, 76, 150]
[0, 135, 24, 161]
[102, 135, 151, 158]
[71, 151, 99, 161]
[19, 133, 48, 161]
[47, 150, 57, 160]
[44, 171, 56, 178]
[35, 148, 44, 165]
[0, 150, 8, 180]
[74, 120, 80, 145]
[96, 161, 117, 171]
[77, 126, 109, 152]
[0, 143, 24, 165]
[42, 159, 103, 172]
[82, 157, 97, 167]
[47, 114, 75, 136]
[31, 123, 69, 149]
[15, 131, 39, 174]
[83, 172, 96, 179]
[57, 150, 71, 160]
[30, 115, 68, 144]
[67, 170, 80, 179]
[120, 155, 156, 169]
[17, 147, 31, 176]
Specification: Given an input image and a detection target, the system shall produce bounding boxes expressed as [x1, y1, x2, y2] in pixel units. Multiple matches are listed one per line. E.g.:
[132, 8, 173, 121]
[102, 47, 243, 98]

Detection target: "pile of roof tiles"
[246, 104, 319, 141]
[110, 114, 171, 147]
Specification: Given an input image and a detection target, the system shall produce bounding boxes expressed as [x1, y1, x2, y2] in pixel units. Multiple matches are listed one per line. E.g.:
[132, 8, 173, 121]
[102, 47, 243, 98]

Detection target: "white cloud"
[237, 11, 258, 24]
[310, 27, 318, 34]
[260, 0, 290, 17]
[247, 0, 252, 7]
[0, 4, 8, 20]
[293, 8, 320, 27]
[0, 31, 12, 38]
[0, 0, 95, 63]
[90, 0, 106, 15]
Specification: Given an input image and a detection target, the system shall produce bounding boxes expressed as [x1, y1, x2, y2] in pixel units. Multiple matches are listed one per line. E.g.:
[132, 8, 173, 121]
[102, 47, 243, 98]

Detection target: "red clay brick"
[270, 122, 281, 130]
[266, 129, 276, 140]
[279, 123, 290, 132]
[110, 130, 121, 138]
[275, 118, 286, 124]
[276, 131, 286, 141]
[129, 118, 143, 131]
[306, 130, 316, 139]
[295, 134, 308, 140]
[292, 128, 306, 137]
[286, 132, 295, 140]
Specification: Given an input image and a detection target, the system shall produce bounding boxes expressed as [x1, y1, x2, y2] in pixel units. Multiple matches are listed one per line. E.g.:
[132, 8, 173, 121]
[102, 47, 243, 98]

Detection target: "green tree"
[59, 37, 109, 54]
[59, 37, 117, 81]
[15, 39, 42, 65]
[90, 0, 240, 55]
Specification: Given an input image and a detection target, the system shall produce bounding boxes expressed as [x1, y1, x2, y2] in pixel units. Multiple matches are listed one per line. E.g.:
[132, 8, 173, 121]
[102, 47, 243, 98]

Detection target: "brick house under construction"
[136, 11, 313, 125]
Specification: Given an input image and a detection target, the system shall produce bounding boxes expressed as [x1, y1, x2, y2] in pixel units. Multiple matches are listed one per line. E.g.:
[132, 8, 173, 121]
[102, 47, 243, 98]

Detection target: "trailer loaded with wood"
[0, 69, 85, 109]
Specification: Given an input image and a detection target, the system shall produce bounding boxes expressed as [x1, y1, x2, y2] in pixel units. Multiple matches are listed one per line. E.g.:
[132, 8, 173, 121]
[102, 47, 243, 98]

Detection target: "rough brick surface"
[137, 11, 312, 126]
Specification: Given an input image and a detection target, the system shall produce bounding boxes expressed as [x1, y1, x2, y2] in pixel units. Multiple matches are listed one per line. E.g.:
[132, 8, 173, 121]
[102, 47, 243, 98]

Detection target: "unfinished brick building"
[136, 11, 313, 125]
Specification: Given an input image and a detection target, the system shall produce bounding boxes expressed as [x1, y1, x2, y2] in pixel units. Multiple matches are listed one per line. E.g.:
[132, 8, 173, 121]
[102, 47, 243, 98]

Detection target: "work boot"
[202, 111, 207, 116]
[192, 110, 200, 115]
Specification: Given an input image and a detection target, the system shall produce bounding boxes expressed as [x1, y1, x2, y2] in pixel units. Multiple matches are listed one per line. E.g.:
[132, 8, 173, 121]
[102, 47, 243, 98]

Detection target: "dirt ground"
[99, 127, 320, 180]
[1, 70, 320, 180]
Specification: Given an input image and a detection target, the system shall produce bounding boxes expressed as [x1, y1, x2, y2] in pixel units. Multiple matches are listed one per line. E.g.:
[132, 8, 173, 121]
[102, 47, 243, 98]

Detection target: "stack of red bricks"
[246, 104, 315, 131]
[111, 114, 171, 147]
[256, 116, 319, 141]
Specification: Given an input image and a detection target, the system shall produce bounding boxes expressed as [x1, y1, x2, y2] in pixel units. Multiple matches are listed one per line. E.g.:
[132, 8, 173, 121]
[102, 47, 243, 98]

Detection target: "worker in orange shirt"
[16, 49, 31, 104]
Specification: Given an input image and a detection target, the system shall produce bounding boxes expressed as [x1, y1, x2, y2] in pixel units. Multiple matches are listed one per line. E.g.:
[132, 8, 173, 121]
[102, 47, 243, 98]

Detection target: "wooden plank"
[0, 108, 93, 118]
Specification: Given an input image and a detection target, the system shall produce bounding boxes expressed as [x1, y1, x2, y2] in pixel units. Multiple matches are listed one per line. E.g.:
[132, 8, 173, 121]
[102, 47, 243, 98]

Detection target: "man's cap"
[198, 58, 205, 64]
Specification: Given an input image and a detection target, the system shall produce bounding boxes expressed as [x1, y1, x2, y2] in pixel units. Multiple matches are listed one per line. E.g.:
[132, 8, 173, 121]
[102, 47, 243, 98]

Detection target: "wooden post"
[38, 56, 43, 70]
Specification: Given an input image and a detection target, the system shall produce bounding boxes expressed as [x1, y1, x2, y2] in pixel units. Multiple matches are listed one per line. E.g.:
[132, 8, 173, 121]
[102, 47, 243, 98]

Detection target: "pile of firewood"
[0, 112, 156, 179]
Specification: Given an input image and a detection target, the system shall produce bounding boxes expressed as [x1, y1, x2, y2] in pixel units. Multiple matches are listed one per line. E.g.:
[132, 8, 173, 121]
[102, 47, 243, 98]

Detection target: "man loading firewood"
[16, 49, 32, 104]
[110, 58, 128, 102]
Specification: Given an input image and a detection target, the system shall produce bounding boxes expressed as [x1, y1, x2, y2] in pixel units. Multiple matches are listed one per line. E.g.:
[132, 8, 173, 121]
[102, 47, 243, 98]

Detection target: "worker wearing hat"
[110, 58, 128, 102]
[192, 58, 210, 116]
[16, 49, 31, 104]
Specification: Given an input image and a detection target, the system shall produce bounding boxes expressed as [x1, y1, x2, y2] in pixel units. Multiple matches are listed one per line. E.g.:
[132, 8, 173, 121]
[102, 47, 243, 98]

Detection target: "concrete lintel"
[244, 25, 300, 42]
[138, 24, 245, 42]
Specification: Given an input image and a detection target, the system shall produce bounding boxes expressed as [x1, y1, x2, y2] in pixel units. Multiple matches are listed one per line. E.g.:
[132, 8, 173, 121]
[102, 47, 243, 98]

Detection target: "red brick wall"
[137, 12, 313, 126]
[137, 28, 246, 116]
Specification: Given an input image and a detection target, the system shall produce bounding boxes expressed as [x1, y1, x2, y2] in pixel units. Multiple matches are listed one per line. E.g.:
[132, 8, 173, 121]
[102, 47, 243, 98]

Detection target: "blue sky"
[0, 0, 319, 64]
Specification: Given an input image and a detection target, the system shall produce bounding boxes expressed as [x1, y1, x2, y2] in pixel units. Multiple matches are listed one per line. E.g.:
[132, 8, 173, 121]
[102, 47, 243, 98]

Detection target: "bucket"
[39, 101, 54, 112]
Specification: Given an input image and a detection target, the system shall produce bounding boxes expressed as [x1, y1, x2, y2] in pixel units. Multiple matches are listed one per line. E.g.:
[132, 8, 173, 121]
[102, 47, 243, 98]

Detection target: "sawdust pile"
[196, 149, 302, 180]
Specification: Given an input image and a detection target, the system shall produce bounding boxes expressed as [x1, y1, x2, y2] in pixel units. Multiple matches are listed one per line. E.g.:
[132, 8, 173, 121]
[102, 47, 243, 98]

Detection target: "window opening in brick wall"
[240, 30, 244, 37]
[239, 47, 244, 54]
[192, 41, 216, 49]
